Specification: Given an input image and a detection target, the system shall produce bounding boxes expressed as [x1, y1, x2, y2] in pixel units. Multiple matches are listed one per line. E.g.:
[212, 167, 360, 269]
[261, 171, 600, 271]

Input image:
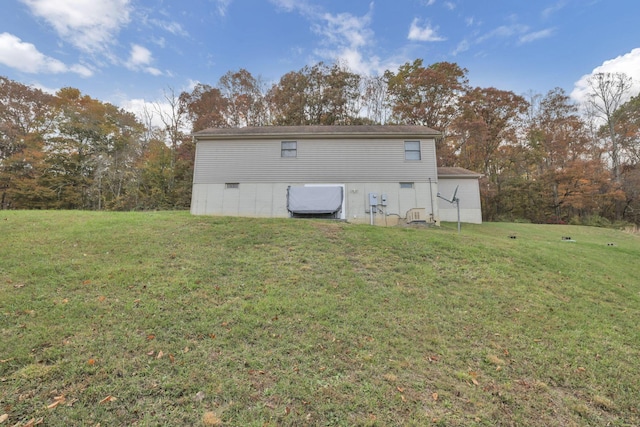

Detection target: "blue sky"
[1, 0, 639, 119]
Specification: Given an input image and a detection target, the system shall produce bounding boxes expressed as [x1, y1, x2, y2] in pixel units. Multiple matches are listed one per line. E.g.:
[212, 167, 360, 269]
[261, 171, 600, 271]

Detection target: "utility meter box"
[380, 193, 388, 206]
[366, 192, 378, 213]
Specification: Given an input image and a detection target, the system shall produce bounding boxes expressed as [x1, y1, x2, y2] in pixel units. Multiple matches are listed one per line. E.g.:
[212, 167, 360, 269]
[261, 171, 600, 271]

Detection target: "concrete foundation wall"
[191, 181, 440, 226]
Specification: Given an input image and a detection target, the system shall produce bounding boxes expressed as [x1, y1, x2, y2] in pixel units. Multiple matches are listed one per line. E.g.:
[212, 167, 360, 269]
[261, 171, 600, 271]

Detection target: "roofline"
[193, 125, 441, 141]
[437, 167, 483, 178]
[438, 173, 483, 179]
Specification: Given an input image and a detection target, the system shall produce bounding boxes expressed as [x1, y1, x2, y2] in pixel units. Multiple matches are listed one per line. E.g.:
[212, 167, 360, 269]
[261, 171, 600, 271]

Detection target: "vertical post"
[456, 198, 461, 233]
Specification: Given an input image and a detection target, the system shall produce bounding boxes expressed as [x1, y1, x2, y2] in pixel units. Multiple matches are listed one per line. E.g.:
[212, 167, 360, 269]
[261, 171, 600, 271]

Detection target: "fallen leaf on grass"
[169, 354, 175, 363]
[47, 395, 66, 409]
[432, 392, 439, 401]
[156, 351, 164, 359]
[469, 371, 479, 386]
[97, 296, 106, 302]
[383, 373, 397, 382]
[202, 411, 222, 426]
[22, 418, 43, 426]
[87, 359, 96, 365]
[0, 358, 14, 363]
[99, 395, 117, 404]
[146, 334, 155, 341]
[0, 413, 7, 423]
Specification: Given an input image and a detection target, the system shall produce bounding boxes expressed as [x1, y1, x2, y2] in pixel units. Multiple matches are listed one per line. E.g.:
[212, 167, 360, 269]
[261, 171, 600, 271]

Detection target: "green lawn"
[1, 211, 639, 426]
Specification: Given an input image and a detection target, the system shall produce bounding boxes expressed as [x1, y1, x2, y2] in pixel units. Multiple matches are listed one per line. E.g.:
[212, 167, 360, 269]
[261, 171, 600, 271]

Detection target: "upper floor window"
[281, 141, 297, 158]
[404, 141, 421, 160]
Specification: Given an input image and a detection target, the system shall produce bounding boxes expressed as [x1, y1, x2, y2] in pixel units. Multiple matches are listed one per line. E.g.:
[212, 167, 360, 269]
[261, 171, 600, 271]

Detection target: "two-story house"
[190, 125, 482, 225]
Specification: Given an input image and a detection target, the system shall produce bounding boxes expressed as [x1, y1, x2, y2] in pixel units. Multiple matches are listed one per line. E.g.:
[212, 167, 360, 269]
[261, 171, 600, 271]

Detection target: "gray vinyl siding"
[193, 138, 437, 184]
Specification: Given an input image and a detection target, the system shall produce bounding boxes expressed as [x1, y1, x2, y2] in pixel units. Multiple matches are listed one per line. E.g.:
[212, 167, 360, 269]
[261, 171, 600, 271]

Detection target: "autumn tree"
[360, 74, 389, 124]
[610, 93, 640, 222]
[267, 69, 308, 125]
[0, 77, 57, 208]
[451, 87, 528, 220]
[267, 62, 363, 125]
[384, 60, 468, 164]
[453, 87, 527, 175]
[179, 83, 228, 132]
[218, 69, 267, 127]
[42, 88, 145, 209]
[586, 72, 633, 185]
[523, 88, 609, 221]
[385, 59, 468, 129]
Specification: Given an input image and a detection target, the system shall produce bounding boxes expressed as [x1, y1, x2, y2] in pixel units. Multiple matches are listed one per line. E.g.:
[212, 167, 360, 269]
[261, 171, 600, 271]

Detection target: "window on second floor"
[281, 141, 297, 158]
[404, 141, 421, 160]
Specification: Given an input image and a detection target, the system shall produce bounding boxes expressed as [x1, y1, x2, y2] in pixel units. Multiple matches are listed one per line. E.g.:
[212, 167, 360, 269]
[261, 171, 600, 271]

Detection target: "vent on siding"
[406, 208, 427, 222]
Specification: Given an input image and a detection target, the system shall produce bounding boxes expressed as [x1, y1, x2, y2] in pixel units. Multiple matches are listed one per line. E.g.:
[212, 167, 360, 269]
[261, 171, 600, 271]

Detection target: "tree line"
[1, 60, 639, 225]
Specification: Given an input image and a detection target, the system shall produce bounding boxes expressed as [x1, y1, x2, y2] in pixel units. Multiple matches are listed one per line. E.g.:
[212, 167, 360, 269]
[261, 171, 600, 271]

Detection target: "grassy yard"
[1, 211, 639, 426]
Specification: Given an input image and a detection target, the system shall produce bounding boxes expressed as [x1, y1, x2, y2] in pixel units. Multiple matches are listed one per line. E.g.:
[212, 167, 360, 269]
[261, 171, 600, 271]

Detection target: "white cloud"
[20, 0, 131, 53]
[542, 1, 566, 19]
[120, 96, 190, 133]
[214, 0, 233, 16]
[408, 18, 446, 42]
[270, 1, 397, 76]
[270, 0, 318, 15]
[477, 24, 529, 44]
[571, 48, 640, 106]
[311, 6, 385, 75]
[518, 28, 554, 44]
[120, 98, 161, 127]
[0, 32, 92, 76]
[452, 39, 470, 56]
[124, 44, 162, 76]
[146, 19, 188, 37]
[318, 11, 373, 49]
[128, 44, 153, 67]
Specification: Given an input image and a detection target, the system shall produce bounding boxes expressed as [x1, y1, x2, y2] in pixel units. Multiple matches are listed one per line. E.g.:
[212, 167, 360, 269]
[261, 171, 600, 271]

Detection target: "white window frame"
[281, 141, 297, 158]
[404, 141, 421, 161]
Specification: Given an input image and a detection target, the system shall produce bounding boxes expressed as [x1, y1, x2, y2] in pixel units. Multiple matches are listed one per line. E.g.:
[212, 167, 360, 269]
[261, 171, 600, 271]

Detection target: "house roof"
[193, 125, 441, 140]
[437, 167, 483, 178]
